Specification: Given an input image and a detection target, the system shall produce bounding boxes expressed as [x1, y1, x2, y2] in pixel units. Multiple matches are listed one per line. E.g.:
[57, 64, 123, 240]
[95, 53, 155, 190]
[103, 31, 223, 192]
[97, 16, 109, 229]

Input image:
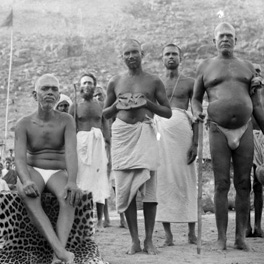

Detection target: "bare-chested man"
[15, 74, 82, 264]
[155, 43, 198, 246]
[103, 39, 172, 255]
[69, 73, 110, 230]
[246, 64, 264, 238]
[192, 22, 264, 251]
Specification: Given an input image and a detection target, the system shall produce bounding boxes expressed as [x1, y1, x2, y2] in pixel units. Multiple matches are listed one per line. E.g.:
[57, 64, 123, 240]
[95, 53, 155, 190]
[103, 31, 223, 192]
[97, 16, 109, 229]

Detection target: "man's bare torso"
[76, 100, 103, 131]
[202, 57, 253, 129]
[114, 72, 157, 124]
[163, 75, 194, 110]
[25, 111, 68, 170]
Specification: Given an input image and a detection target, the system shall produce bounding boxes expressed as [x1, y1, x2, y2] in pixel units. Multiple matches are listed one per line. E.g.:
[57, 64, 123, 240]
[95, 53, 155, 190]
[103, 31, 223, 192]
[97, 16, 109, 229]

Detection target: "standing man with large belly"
[15, 74, 82, 264]
[192, 22, 264, 251]
[103, 39, 172, 255]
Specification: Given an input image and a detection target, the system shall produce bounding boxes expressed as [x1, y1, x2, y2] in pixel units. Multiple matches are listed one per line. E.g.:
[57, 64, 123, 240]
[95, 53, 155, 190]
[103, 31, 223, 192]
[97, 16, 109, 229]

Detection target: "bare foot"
[161, 240, 175, 247]
[188, 233, 197, 244]
[143, 240, 158, 255]
[103, 220, 111, 228]
[213, 239, 227, 250]
[246, 227, 253, 237]
[253, 228, 264, 238]
[96, 220, 105, 232]
[126, 241, 142, 255]
[120, 219, 128, 229]
[234, 239, 250, 251]
[51, 254, 62, 264]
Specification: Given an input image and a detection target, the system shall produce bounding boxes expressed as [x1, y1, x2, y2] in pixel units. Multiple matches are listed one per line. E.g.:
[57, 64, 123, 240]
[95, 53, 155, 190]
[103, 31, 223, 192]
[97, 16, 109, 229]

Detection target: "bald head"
[214, 22, 236, 38]
[35, 74, 59, 92]
[122, 39, 142, 53]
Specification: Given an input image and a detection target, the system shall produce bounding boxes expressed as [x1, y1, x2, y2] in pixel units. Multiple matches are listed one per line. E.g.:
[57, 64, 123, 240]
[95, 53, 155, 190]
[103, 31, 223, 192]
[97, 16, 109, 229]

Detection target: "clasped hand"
[64, 182, 83, 207]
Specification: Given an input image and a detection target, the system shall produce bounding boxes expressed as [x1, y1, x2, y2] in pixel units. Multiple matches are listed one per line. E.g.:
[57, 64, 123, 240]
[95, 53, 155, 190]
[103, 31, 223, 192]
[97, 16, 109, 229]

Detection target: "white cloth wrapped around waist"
[76, 128, 110, 204]
[253, 130, 264, 167]
[111, 117, 159, 171]
[155, 108, 197, 223]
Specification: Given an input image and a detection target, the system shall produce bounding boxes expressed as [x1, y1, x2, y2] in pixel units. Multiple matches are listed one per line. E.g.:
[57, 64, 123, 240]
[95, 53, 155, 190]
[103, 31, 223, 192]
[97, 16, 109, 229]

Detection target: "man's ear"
[141, 50, 145, 57]
[32, 91, 37, 101]
[213, 38, 216, 44]
[235, 37, 237, 45]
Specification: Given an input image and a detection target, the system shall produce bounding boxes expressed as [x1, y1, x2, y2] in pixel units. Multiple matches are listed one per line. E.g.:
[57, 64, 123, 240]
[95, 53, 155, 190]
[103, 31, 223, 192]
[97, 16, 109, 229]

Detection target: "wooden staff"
[197, 120, 204, 254]
[73, 83, 77, 130]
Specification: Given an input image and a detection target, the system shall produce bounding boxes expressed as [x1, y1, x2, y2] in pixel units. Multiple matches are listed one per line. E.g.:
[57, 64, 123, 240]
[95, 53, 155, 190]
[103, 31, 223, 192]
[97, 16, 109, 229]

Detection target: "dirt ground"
[95, 210, 264, 264]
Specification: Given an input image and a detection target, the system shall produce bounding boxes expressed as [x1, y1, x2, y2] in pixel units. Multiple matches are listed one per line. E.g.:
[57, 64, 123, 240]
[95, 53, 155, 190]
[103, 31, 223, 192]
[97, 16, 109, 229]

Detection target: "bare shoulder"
[15, 113, 35, 130]
[196, 58, 213, 73]
[55, 110, 74, 124]
[238, 58, 255, 73]
[181, 75, 195, 86]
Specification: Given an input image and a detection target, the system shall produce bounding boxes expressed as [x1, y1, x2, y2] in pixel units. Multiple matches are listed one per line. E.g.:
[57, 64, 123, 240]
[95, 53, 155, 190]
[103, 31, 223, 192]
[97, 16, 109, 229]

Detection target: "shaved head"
[214, 22, 236, 38]
[122, 39, 142, 53]
[35, 74, 59, 91]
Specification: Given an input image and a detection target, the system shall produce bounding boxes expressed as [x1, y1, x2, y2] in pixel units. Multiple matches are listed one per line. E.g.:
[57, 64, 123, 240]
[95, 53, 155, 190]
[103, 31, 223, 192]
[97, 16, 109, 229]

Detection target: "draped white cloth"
[155, 108, 197, 222]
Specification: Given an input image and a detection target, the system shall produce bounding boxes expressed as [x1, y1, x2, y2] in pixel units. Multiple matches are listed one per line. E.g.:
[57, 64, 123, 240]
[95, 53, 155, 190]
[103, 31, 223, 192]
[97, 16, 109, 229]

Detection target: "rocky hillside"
[0, 0, 263, 153]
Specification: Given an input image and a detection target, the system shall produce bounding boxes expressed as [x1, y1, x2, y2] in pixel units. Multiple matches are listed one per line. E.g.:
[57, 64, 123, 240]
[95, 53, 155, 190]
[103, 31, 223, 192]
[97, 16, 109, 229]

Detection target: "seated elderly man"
[15, 73, 82, 264]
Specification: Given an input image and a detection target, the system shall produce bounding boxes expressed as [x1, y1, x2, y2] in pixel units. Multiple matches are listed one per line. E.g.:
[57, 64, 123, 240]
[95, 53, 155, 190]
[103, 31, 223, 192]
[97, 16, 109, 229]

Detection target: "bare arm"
[15, 117, 40, 197]
[103, 78, 119, 119]
[63, 114, 82, 206]
[252, 88, 264, 134]
[191, 62, 206, 122]
[146, 77, 172, 118]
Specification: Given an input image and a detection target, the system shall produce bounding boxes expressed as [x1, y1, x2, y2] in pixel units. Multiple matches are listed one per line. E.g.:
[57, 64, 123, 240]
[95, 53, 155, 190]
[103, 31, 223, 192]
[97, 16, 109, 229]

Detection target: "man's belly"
[117, 108, 153, 124]
[27, 152, 66, 170]
[207, 98, 253, 129]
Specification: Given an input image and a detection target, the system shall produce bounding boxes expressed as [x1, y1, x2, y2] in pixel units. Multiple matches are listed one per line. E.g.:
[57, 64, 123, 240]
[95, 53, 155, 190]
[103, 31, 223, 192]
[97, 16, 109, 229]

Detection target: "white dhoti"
[77, 128, 110, 204]
[111, 117, 159, 213]
[253, 130, 264, 167]
[155, 108, 197, 222]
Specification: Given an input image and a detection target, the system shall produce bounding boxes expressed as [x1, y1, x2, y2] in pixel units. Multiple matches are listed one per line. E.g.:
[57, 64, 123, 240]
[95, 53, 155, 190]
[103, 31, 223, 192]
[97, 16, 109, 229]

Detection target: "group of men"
[13, 21, 264, 263]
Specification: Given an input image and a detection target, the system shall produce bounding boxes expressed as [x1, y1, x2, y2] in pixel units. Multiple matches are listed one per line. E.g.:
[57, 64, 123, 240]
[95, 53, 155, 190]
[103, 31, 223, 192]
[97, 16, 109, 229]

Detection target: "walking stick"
[197, 120, 204, 254]
[73, 83, 78, 131]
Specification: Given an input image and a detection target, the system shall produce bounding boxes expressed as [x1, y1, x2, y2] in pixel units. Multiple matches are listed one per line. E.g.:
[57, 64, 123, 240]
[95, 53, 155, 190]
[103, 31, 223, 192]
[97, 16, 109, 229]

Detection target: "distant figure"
[2, 157, 17, 190]
[69, 73, 110, 230]
[155, 43, 198, 246]
[103, 39, 171, 255]
[55, 93, 73, 113]
[94, 85, 128, 229]
[246, 64, 264, 238]
[192, 22, 264, 251]
[15, 73, 82, 264]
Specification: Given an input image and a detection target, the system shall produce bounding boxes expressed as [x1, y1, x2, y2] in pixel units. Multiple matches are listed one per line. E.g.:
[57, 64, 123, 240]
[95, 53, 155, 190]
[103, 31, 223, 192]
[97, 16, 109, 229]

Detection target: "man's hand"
[250, 76, 264, 96]
[187, 144, 198, 165]
[64, 182, 83, 207]
[193, 112, 205, 123]
[23, 180, 40, 197]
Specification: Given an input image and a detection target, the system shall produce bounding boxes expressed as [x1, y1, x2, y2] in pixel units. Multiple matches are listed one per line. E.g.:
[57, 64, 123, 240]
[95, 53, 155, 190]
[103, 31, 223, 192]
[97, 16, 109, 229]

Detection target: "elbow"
[164, 108, 172, 119]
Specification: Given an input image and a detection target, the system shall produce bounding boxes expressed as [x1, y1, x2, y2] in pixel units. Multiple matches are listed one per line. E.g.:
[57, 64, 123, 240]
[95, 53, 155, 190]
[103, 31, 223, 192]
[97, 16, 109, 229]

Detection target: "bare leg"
[125, 196, 141, 254]
[246, 210, 253, 237]
[103, 199, 111, 227]
[47, 172, 76, 263]
[119, 212, 128, 228]
[96, 202, 105, 231]
[17, 170, 74, 264]
[162, 222, 174, 246]
[233, 125, 253, 251]
[209, 123, 231, 250]
[252, 170, 264, 237]
[188, 222, 197, 244]
[143, 202, 158, 255]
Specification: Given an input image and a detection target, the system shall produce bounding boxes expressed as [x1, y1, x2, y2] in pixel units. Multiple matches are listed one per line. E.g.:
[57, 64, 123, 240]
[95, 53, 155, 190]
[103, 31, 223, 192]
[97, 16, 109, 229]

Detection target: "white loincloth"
[155, 108, 197, 222]
[111, 117, 159, 213]
[76, 128, 110, 204]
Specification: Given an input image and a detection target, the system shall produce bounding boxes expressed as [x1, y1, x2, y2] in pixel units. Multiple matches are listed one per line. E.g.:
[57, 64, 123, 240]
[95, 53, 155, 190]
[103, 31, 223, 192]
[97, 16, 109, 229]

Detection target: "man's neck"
[38, 105, 55, 120]
[127, 66, 143, 76]
[218, 50, 235, 59]
[165, 68, 180, 79]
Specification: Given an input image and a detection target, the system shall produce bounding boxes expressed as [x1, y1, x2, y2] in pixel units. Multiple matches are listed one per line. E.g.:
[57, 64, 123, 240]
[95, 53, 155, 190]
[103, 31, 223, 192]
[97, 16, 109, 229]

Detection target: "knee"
[215, 179, 230, 193]
[234, 178, 251, 193]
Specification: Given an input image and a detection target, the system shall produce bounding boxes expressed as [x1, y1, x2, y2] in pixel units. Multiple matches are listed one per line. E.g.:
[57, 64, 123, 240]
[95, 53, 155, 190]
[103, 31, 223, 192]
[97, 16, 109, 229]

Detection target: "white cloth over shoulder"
[111, 117, 159, 213]
[76, 128, 110, 204]
[155, 108, 197, 222]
